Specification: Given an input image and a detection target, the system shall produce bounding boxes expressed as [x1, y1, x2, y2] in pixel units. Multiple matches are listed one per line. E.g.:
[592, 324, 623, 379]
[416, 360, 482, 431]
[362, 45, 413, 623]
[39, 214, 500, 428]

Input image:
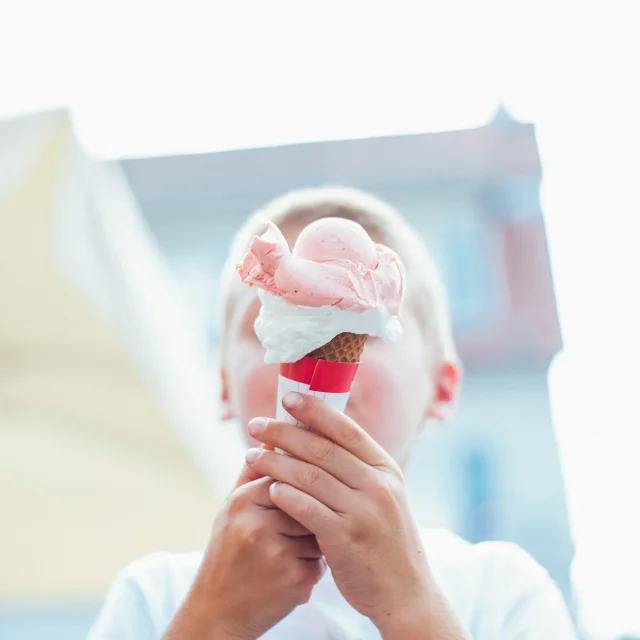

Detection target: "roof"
[123, 117, 541, 215]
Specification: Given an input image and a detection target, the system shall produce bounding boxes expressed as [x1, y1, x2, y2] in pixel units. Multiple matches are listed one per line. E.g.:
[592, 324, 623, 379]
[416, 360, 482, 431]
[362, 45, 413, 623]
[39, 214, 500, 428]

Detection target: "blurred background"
[1, 1, 639, 639]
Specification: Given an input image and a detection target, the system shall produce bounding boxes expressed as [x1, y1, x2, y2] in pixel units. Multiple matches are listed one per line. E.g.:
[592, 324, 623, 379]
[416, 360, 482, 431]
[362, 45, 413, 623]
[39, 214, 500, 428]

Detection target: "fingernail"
[246, 448, 262, 465]
[269, 480, 281, 494]
[248, 417, 267, 437]
[283, 391, 303, 409]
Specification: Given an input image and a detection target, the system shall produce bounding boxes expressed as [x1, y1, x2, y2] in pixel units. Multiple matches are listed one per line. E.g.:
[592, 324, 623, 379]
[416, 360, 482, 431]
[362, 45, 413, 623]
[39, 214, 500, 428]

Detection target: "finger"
[237, 475, 277, 509]
[282, 392, 394, 469]
[270, 481, 339, 537]
[233, 443, 273, 489]
[263, 507, 314, 537]
[311, 557, 328, 585]
[298, 557, 327, 585]
[287, 534, 323, 559]
[248, 418, 369, 489]
[233, 462, 263, 490]
[246, 448, 353, 512]
[236, 478, 314, 536]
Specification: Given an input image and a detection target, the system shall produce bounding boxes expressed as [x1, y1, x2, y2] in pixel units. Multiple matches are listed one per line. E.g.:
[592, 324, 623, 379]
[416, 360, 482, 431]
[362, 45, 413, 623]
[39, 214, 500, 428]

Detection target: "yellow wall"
[0, 111, 217, 598]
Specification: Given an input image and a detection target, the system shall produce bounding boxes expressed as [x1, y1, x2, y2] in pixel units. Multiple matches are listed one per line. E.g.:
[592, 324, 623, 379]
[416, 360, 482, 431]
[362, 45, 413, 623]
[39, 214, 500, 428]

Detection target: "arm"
[375, 587, 470, 640]
[162, 578, 247, 640]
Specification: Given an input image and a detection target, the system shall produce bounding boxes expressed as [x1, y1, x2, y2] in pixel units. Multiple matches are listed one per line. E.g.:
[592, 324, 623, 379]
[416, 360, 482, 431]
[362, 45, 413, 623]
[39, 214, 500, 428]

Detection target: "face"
[222, 224, 449, 467]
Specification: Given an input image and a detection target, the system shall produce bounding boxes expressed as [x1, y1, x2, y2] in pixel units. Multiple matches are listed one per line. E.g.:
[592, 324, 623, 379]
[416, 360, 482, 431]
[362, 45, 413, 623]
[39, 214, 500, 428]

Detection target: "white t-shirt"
[88, 529, 577, 639]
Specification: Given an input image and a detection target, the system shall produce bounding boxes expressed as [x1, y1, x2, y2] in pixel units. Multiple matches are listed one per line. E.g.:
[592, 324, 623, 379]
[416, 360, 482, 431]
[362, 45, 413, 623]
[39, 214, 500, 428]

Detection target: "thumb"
[233, 462, 263, 490]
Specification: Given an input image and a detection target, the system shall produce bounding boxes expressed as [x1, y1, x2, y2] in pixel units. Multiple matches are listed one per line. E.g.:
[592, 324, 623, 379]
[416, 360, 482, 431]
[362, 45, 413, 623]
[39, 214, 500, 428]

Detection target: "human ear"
[425, 361, 461, 422]
[220, 367, 236, 421]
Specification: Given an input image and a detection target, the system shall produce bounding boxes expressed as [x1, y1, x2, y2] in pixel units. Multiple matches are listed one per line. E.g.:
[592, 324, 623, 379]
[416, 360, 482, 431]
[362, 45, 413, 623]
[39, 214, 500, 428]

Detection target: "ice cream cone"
[275, 333, 366, 425]
[306, 332, 367, 363]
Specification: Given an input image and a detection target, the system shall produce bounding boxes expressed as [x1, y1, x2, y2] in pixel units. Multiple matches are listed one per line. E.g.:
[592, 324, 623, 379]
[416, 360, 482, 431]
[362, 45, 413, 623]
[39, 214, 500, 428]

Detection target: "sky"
[1, 1, 635, 157]
[2, 0, 640, 634]
[1, 0, 509, 158]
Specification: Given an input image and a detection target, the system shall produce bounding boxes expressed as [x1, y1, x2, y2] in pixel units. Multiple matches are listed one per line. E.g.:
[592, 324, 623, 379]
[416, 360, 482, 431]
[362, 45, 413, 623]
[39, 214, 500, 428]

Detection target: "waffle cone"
[306, 332, 367, 363]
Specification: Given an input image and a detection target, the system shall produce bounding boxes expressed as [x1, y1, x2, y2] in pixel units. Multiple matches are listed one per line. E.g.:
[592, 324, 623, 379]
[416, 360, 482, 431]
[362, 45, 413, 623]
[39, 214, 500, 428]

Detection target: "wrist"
[373, 586, 468, 640]
[373, 599, 430, 639]
[165, 578, 254, 640]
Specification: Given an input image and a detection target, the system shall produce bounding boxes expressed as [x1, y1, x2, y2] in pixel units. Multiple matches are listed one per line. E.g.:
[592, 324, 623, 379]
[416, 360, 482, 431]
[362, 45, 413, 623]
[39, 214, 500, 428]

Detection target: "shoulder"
[117, 550, 203, 593]
[88, 551, 203, 640]
[420, 528, 549, 585]
[418, 530, 576, 638]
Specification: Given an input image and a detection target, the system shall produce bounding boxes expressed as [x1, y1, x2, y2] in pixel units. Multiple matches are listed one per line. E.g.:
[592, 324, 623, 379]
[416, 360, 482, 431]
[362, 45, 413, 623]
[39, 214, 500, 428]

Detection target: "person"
[88, 187, 577, 639]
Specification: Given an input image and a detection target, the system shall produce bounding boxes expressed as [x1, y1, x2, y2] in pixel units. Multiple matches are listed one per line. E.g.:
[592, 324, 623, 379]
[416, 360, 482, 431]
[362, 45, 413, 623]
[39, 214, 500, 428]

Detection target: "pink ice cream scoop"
[236, 217, 404, 315]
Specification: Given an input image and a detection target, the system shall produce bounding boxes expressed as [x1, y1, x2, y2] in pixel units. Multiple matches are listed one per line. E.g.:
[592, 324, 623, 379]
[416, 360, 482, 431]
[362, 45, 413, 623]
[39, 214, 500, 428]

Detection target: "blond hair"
[220, 186, 456, 367]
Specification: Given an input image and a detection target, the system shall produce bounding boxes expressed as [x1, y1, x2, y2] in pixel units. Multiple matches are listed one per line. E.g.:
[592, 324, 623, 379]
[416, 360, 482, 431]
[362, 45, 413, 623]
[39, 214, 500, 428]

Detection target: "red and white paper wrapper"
[276, 357, 359, 426]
